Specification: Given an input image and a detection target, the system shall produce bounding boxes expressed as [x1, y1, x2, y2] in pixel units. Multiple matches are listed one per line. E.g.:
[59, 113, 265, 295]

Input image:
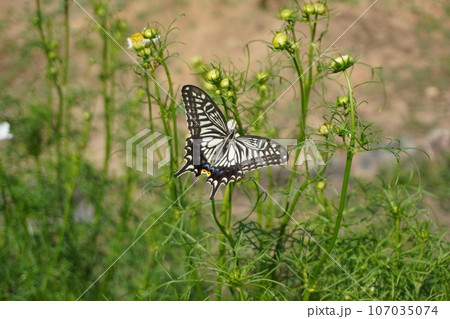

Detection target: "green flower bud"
[319, 123, 332, 136]
[32, 16, 41, 26]
[215, 89, 221, 95]
[141, 47, 152, 58]
[417, 230, 429, 239]
[417, 223, 430, 239]
[290, 42, 299, 51]
[335, 125, 347, 137]
[49, 66, 58, 76]
[331, 55, 355, 73]
[220, 77, 231, 89]
[391, 204, 399, 215]
[313, 3, 327, 15]
[316, 181, 326, 190]
[137, 87, 146, 99]
[225, 90, 234, 98]
[143, 27, 158, 39]
[95, 7, 106, 18]
[206, 68, 221, 83]
[190, 55, 203, 67]
[272, 32, 288, 49]
[204, 81, 216, 91]
[83, 112, 92, 121]
[48, 51, 58, 60]
[258, 84, 268, 93]
[71, 153, 81, 163]
[336, 96, 349, 108]
[302, 4, 315, 15]
[317, 62, 325, 73]
[118, 20, 127, 31]
[279, 9, 293, 20]
[49, 40, 59, 50]
[256, 71, 269, 83]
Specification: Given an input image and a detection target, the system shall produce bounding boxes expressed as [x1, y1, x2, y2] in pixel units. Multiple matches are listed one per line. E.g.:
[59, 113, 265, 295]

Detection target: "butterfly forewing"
[181, 85, 228, 138]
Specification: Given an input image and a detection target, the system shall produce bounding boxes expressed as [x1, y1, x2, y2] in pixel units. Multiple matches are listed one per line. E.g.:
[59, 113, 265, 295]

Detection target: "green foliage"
[0, 0, 448, 301]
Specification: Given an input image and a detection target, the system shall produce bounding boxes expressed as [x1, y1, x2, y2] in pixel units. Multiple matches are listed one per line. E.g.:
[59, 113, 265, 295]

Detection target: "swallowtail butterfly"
[175, 85, 288, 199]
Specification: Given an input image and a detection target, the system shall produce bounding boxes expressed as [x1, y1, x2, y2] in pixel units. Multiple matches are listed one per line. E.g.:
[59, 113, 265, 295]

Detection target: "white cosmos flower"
[0, 121, 13, 141]
[127, 32, 160, 50]
[152, 35, 161, 43]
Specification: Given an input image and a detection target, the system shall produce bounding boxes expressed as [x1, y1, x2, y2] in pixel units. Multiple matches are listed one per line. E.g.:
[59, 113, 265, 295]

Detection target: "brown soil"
[1, 0, 449, 225]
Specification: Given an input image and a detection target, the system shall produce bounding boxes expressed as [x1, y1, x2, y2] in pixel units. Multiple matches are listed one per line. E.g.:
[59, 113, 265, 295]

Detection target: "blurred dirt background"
[1, 0, 449, 225]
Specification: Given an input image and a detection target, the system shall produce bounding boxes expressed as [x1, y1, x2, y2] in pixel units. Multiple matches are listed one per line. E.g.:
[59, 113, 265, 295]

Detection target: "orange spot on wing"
[201, 169, 212, 176]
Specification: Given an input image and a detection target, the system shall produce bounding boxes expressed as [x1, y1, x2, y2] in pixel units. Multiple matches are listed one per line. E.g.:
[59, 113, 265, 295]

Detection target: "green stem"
[144, 73, 154, 132]
[0, 162, 9, 226]
[254, 170, 263, 226]
[211, 185, 236, 300]
[292, 56, 306, 141]
[226, 184, 233, 231]
[395, 216, 401, 261]
[62, 0, 69, 85]
[220, 94, 243, 136]
[230, 96, 244, 136]
[211, 200, 223, 300]
[87, 6, 113, 295]
[307, 15, 318, 96]
[303, 70, 355, 301]
[143, 73, 164, 163]
[283, 55, 305, 211]
[41, 116, 92, 296]
[272, 168, 327, 262]
[303, 151, 353, 300]
[283, 17, 319, 208]
[161, 61, 179, 161]
[101, 13, 111, 176]
[161, 61, 182, 198]
[54, 75, 65, 215]
[150, 69, 170, 140]
[220, 97, 231, 122]
[237, 286, 245, 301]
[149, 69, 177, 200]
[281, 34, 312, 237]
[218, 185, 235, 249]
[35, 0, 65, 211]
[34, 0, 52, 118]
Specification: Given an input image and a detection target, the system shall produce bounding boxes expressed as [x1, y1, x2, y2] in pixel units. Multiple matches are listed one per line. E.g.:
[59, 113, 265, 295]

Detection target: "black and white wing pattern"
[175, 85, 288, 200]
[180, 85, 228, 138]
[236, 136, 288, 171]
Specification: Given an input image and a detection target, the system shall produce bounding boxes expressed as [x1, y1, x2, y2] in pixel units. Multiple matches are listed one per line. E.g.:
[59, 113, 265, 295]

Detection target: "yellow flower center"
[130, 32, 145, 50]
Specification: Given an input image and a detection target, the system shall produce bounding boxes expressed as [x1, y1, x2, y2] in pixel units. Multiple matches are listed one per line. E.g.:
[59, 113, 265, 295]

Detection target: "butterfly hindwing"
[174, 136, 243, 199]
[236, 136, 288, 172]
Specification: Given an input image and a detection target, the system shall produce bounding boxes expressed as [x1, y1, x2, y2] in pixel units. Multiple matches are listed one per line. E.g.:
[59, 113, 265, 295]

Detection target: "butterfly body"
[175, 85, 288, 199]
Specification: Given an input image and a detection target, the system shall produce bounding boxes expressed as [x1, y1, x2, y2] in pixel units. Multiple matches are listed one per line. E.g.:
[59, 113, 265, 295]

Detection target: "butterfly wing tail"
[208, 180, 222, 200]
[174, 137, 199, 178]
[174, 162, 191, 178]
